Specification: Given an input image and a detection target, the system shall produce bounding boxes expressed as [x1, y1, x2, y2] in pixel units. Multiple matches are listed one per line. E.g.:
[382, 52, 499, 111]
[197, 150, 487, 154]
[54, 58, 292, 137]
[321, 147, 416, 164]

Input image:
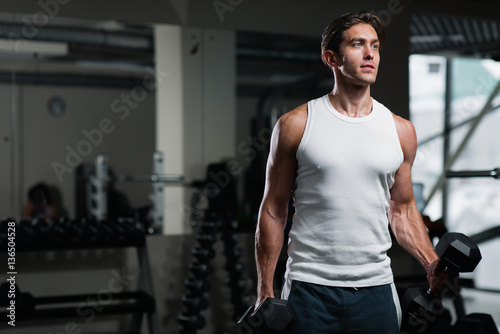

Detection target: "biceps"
[265, 159, 296, 208]
[390, 162, 415, 206]
[260, 154, 296, 221]
[260, 114, 300, 217]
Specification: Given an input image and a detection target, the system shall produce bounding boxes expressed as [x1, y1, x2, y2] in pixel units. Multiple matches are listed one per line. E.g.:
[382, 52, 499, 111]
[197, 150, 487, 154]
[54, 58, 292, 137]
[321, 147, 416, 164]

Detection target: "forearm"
[389, 201, 438, 271]
[255, 210, 286, 299]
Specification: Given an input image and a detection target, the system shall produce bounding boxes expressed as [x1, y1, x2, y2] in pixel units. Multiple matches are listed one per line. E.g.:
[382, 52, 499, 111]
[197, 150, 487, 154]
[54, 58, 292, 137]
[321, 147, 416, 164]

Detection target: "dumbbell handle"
[425, 259, 461, 296]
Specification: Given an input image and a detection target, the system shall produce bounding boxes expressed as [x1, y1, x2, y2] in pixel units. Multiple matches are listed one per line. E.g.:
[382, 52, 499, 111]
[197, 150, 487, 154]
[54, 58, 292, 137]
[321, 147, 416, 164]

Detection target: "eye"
[372, 44, 379, 50]
[353, 42, 362, 47]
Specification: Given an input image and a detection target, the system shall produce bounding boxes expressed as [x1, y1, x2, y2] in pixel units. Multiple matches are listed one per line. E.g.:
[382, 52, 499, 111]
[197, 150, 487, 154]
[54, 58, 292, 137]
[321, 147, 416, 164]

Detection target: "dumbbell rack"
[0, 217, 160, 334]
[219, 212, 250, 321]
[176, 211, 250, 334]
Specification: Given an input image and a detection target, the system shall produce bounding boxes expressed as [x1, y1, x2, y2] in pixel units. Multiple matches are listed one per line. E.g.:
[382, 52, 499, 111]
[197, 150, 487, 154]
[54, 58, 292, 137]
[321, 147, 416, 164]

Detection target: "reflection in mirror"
[0, 12, 158, 232]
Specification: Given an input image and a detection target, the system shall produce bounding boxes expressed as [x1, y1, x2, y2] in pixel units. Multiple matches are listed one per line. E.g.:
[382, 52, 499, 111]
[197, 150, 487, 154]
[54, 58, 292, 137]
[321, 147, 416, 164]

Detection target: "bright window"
[409, 54, 447, 219]
[410, 55, 500, 290]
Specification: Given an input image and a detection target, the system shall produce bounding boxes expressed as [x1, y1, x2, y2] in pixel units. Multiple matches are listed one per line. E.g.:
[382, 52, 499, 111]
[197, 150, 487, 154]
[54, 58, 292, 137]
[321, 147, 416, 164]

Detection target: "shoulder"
[273, 103, 308, 153]
[372, 98, 417, 149]
[391, 113, 416, 137]
[391, 113, 417, 161]
[279, 103, 307, 128]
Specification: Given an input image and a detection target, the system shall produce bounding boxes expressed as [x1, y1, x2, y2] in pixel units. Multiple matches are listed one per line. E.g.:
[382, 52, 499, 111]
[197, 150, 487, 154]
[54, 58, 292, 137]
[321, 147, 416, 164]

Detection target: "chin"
[355, 78, 376, 86]
[361, 75, 377, 85]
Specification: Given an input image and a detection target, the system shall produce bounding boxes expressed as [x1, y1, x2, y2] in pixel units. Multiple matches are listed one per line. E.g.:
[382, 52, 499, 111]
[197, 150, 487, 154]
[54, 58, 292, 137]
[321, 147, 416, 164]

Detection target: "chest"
[299, 114, 403, 176]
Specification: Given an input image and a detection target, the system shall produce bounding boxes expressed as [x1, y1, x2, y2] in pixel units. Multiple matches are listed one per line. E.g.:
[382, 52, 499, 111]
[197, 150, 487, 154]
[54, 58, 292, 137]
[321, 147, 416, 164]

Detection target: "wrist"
[258, 285, 274, 297]
[424, 256, 439, 274]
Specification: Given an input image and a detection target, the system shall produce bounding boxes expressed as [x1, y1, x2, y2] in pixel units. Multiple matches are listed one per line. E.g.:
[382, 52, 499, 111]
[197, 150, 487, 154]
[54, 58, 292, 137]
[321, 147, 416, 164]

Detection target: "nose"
[364, 46, 374, 59]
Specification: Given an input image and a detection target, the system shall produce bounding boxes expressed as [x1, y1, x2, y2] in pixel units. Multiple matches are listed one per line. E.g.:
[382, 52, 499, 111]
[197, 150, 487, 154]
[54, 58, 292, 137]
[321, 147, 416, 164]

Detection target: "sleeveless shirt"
[285, 94, 404, 287]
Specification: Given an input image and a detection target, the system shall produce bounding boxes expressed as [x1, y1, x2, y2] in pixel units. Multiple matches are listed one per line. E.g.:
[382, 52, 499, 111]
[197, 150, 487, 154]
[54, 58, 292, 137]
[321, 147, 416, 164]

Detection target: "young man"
[254, 12, 448, 333]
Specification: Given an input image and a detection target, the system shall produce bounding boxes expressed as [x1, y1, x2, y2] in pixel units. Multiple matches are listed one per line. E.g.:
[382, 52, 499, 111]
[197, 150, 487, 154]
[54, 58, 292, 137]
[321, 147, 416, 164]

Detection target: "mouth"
[361, 64, 375, 69]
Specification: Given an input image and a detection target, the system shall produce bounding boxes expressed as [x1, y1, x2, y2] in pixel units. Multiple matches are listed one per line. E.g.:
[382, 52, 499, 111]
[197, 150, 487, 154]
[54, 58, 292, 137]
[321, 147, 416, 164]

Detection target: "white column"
[154, 25, 185, 235]
[154, 25, 236, 235]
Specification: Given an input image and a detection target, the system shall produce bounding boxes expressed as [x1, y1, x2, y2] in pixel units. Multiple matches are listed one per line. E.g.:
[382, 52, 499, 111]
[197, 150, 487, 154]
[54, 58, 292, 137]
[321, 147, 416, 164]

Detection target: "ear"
[323, 50, 340, 69]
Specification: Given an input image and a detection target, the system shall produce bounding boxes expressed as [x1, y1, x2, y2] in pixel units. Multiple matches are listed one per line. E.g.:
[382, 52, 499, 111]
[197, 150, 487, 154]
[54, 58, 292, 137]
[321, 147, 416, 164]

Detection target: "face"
[331, 23, 380, 86]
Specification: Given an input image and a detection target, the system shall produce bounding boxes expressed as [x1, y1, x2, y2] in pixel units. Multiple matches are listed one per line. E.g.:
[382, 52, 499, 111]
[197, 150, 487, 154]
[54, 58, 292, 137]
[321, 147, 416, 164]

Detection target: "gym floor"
[461, 288, 500, 331]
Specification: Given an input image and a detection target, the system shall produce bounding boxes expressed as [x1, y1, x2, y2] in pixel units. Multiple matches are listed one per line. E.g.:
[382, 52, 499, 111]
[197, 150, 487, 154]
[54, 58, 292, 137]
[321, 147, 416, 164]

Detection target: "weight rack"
[0, 217, 160, 334]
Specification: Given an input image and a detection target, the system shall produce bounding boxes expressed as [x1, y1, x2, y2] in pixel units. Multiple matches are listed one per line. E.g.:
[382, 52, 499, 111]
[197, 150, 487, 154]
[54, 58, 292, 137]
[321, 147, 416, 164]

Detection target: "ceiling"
[236, 13, 500, 96]
[410, 13, 500, 59]
[0, 13, 498, 92]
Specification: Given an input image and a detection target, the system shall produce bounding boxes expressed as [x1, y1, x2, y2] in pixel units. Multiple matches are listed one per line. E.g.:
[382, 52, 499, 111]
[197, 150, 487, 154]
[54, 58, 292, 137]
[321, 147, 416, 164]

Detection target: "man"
[24, 182, 57, 219]
[254, 12, 447, 333]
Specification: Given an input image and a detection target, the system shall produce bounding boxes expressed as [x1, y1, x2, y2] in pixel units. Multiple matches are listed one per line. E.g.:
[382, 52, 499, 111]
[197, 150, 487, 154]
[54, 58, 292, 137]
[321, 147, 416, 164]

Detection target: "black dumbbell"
[400, 232, 482, 334]
[181, 295, 209, 312]
[194, 233, 216, 248]
[222, 232, 239, 245]
[81, 217, 101, 246]
[191, 247, 215, 263]
[236, 297, 295, 334]
[95, 220, 115, 245]
[225, 260, 245, 273]
[31, 217, 52, 233]
[223, 247, 244, 264]
[48, 217, 69, 247]
[178, 313, 205, 331]
[33, 217, 59, 248]
[67, 218, 85, 247]
[184, 277, 211, 295]
[197, 221, 218, 235]
[226, 276, 251, 291]
[18, 218, 36, 249]
[189, 262, 212, 279]
[116, 217, 144, 244]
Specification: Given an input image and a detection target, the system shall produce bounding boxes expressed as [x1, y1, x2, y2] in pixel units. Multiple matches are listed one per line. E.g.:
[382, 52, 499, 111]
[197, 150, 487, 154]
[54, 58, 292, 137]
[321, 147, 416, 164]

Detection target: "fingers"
[427, 259, 446, 292]
[429, 271, 449, 292]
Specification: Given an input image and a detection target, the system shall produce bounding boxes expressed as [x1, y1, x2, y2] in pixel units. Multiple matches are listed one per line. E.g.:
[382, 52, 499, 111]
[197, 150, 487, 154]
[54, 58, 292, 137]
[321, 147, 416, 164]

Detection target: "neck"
[330, 75, 372, 118]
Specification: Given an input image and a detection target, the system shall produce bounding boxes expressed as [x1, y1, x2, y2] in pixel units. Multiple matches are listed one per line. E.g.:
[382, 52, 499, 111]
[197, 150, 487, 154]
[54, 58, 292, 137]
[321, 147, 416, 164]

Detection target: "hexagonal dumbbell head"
[401, 287, 440, 315]
[435, 232, 482, 273]
[253, 298, 295, 331]
[401, 287, 450, 333]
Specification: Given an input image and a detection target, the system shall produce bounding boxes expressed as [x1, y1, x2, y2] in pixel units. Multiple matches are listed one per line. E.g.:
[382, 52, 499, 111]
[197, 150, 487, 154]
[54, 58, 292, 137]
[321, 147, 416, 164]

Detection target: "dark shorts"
[284, 280, 400, 334]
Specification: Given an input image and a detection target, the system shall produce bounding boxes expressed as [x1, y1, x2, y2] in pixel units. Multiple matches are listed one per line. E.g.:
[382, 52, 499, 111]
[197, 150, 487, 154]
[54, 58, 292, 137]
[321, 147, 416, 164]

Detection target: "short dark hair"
[321, 12, 386, 67]
[28, 182, 52, 205]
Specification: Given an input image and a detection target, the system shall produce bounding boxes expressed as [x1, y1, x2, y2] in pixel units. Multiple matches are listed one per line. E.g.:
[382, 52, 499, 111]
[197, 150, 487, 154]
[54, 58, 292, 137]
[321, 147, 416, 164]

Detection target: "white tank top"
[285, 94, 404, 287]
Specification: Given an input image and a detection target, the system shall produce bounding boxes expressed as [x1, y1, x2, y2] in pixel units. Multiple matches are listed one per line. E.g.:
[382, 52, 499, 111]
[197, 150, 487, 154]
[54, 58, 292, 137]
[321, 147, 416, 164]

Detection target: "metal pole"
[442, 58, 452, 224]
[148, 152, 164, 232]
[89, 154, 109, 221]
[423, 79, 500, 210]
[136, 245, 161, 334]
[447, 168, 499, 179]
[114, 174, 183, 183]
